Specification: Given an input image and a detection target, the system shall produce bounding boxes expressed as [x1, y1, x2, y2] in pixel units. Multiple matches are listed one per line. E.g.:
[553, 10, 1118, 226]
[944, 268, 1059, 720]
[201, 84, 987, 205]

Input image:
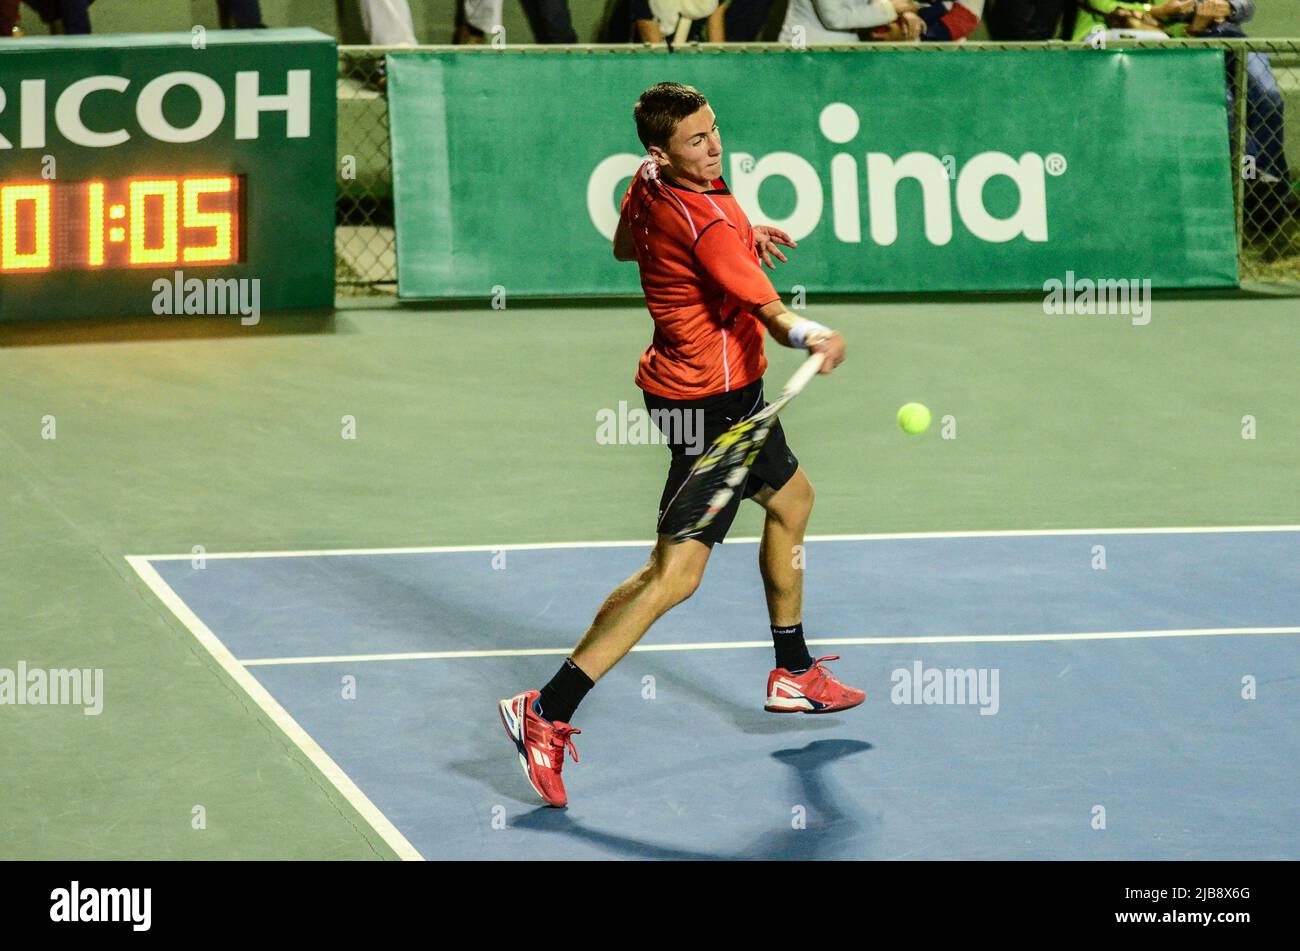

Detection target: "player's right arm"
[613, 181, 637, 261]
[613, 212, 636, 261]
[755, 300, 847, 373]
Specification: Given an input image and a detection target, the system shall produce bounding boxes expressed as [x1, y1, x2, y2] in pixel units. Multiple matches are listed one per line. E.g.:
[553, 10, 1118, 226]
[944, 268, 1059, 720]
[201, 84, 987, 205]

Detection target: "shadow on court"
[509, 738, 874, 860]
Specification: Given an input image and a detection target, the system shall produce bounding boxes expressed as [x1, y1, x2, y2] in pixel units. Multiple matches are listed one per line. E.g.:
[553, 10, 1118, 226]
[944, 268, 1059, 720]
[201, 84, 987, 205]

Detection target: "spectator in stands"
[913, 0, 984, 40]
[30, 0, 91, 33]
[630, 0, 672, 43]
[626, 0, 721, 45]
[663, 0, 774, 41]
[217, 0, 266, 28]
[1074, 1, 1292, 232]
[1070, 0, 1194, 39]
[24, 0, 265, 33]
[778, 0, 981, 43]
[359, 1, 417, 93]
[1187, 1, 1295, 232]
[361, 0, 417, 44]
[985, 0, 1076, 39]
[716, 0, 777, 41]
[455, 0, 577, 43]
[777, 0, 918, 45]
[1, 0, 19, 36]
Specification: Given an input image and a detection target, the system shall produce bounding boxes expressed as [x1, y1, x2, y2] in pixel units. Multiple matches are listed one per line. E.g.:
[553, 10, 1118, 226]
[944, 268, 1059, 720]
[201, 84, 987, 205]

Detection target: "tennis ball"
[897, 402, 931, 435]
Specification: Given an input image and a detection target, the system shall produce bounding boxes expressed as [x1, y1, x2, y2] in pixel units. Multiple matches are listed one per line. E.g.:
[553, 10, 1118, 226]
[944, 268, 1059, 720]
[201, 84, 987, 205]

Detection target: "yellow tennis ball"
[897, 402, 931, 435]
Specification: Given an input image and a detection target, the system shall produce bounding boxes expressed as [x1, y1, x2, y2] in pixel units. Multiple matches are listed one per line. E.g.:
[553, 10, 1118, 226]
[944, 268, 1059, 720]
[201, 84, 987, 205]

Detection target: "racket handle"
[781, 352, 826, 399]
[672, 16, 692, 46]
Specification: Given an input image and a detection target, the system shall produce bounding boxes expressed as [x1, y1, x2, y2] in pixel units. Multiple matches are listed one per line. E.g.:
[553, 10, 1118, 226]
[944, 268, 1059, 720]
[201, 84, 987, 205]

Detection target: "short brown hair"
[633, 82, 709, 152]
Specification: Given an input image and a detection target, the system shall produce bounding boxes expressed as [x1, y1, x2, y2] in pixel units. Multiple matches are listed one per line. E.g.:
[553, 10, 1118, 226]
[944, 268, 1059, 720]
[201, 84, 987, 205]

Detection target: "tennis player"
[499, 82, 862, 807]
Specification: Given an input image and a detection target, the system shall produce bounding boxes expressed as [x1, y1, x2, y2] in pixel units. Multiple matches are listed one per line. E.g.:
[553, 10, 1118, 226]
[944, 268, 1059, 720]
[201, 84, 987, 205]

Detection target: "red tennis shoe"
[498, 690, 581, 808]
[765, 655, 866, 713]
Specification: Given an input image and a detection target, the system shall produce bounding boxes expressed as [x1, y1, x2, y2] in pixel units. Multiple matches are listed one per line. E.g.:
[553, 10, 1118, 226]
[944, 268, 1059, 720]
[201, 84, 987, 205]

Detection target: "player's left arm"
[694, 221, 845, 373]
[752, 225, 797, 270]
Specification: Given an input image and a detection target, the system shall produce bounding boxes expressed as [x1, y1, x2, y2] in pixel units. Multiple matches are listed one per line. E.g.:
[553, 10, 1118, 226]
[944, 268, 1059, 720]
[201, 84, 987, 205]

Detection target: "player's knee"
[800, 477, 816, 512]
[653, 561, 704, 607]
[669, 569, 703, 607]
[777, 475, 814, 523]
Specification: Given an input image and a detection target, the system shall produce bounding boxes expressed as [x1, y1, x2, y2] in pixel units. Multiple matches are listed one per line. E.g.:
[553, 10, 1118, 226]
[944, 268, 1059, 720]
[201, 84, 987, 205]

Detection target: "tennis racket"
[664, 352, 825, 543]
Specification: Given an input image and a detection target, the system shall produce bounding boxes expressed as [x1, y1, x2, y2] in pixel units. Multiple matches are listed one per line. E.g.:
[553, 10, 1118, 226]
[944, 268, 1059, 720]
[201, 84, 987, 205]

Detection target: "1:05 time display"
[0, 175, 245, 273]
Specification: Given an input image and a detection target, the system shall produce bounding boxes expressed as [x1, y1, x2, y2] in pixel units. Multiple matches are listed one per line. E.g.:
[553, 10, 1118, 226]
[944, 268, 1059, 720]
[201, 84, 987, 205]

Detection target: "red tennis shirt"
[620, 159, 781, 400]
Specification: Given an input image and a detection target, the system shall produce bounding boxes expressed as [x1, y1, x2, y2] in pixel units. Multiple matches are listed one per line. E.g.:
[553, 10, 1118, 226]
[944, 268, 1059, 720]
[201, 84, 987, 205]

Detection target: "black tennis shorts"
[643, 376, 800, 546]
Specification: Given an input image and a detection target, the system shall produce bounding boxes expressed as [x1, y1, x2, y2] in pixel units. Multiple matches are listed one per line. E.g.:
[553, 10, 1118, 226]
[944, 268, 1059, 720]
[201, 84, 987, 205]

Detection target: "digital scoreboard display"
[1, 176, 244, 272]
[0, 29, 335, 323]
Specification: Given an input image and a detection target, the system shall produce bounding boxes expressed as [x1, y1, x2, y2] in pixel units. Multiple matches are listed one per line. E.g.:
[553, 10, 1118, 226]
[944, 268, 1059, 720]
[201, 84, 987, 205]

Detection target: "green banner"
[0, 29, 336, 322]
[390, 48, 1237, 298]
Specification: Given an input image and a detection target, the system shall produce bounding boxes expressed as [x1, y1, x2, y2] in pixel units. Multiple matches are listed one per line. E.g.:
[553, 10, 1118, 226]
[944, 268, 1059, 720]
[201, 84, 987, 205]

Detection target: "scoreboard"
[0, 29, 335, 322]
[1, 175, 244, 271]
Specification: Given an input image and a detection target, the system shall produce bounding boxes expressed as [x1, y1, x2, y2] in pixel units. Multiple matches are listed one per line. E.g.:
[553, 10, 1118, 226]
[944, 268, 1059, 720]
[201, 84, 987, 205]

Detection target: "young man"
[499, 82, 862, 808]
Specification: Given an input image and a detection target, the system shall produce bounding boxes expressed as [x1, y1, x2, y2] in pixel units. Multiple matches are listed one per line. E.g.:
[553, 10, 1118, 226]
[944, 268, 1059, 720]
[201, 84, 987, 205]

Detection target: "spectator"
[914, 0, 985, 41]
[1073, 2, 1292, 234]
[1184, 1, 1295, 233]
[32, 0, 92, 33]
[360, 0, 417, 45]
[1, 0, 19, 36]
[603, 0, 728, 43]
[655, 0, 764, 41]
[777, 0, 914, 45]
[703, 0, 779, 41]
[985, 0, 1075, 40]
[623, 0, 719, 46]
[1070, 0, 1193, 39]
[455, 0, 492, 42]
[631, 0, 672, 44]
[455, 0, 577, 43]
[359, 1, 416, 93]
[24, 0, 265, 33]
[217, 0, 265, 28]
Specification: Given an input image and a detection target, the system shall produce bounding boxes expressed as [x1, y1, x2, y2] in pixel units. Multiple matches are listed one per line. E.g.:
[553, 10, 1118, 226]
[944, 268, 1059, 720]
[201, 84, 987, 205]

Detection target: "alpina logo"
[589, 102, 1064, 247]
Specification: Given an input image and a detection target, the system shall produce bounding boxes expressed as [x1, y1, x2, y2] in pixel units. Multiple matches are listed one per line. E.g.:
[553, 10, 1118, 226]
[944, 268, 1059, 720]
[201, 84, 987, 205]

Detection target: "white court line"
[239, 627, 1300, 667]
[133, 524, 1300, 561]
[125, 556, 424, 862]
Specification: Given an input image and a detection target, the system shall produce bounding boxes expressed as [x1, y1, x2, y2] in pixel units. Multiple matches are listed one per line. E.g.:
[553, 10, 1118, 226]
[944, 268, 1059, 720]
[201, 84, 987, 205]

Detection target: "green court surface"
[1, 292, 1296, 859]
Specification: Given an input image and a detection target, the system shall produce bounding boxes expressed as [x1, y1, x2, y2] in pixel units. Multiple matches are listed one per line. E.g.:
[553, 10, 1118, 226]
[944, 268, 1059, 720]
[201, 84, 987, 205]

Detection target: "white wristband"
[788, 320, 830, 350]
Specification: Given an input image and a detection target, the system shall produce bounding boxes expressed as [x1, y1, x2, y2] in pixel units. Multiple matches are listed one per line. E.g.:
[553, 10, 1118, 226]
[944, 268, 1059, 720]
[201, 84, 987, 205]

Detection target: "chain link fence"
[1221, 40, 1300, 281]
[336, 39, 1300, 293]
[337, 49, 396, 294]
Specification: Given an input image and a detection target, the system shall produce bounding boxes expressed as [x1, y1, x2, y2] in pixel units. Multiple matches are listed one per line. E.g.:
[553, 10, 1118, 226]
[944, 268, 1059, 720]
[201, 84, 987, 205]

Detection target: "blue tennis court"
[135, 529, 1300, 860]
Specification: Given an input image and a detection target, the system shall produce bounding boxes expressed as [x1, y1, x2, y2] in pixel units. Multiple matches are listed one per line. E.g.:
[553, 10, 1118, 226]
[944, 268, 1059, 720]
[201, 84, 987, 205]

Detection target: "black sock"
[537, 658, 594, 724]
[772, 623, 813, 672]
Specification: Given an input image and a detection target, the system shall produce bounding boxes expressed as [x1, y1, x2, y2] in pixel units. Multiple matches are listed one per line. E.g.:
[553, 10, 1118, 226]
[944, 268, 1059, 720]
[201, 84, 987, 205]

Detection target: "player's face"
[659, 106, 722, 189]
